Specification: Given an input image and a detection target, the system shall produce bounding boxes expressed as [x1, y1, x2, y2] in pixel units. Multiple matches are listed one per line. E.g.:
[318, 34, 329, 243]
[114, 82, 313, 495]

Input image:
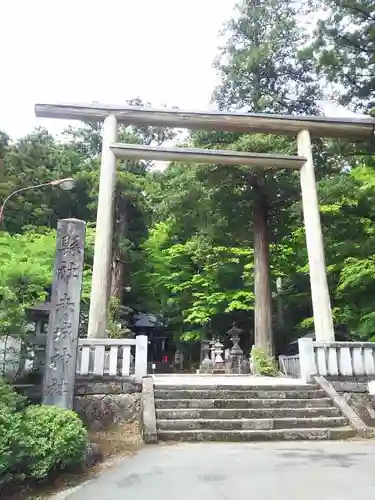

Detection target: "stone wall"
[327, 376, 375, 427]
[328, 375, 375, 394]
[74, 376, 142, 431]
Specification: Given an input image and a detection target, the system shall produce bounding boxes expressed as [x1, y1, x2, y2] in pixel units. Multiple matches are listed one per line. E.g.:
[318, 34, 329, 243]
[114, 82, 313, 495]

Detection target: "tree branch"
[336, 32, 374, 55]
[341, 2, 375, 22]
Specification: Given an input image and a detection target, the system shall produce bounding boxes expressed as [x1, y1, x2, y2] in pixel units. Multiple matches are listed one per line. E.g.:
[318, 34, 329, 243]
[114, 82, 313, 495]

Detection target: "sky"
[1, 0, 236, 139]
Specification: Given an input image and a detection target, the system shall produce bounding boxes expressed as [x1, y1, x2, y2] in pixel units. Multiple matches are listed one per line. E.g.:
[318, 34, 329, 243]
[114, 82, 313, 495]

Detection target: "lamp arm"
[0, 181, 53, 224]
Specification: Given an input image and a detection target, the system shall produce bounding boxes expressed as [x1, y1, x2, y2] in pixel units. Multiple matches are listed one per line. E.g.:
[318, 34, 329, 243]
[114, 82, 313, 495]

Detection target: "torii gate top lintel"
[35, 102, 375, 141]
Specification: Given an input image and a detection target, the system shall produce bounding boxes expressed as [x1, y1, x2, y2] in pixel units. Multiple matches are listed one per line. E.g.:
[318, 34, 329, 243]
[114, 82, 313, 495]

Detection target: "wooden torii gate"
[35, 103, 375, 348]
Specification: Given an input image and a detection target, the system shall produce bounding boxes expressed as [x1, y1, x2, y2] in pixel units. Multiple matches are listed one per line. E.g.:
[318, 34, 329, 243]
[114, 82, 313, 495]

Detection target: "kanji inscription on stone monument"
[43, 218, 86, 409]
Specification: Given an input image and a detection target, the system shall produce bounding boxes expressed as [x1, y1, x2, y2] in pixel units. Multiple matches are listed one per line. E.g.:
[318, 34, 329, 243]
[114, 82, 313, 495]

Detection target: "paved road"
[67, 441, 375, 500]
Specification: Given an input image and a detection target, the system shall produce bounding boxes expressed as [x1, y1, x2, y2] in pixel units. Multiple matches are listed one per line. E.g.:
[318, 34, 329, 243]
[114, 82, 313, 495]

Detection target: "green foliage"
[106, 296, 134, 339]
[138, 222, 254, 340]
[214, 0, 321, 114]
[0, 229, 55, 337]
[0, 228, 94, 338]
[0, 381, 88, 486]
[251, 347, 278, 376]
[317, 163, 375, 337]
[0, 378, 26, 412]
[20, 405, 87, 480]
[0, 128, 94, 234]
[307, 0, 375, 110]
[0, 404, 23, 486]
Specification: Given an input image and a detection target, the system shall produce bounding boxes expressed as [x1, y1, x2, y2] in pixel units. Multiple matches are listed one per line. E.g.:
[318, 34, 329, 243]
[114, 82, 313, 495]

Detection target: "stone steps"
[156, 416, 347, 430]
[154, 389, 326, 400]
[157, 427, 356, 442]
[155, 384, 318, 391]
[156, 407, 342, 419]
[153, 383, 355, 442]
[155, 398, 334, 409]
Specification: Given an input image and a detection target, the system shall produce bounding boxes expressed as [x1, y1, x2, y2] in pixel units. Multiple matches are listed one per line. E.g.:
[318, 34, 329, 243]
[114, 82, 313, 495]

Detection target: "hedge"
[0, 378, 88, 487]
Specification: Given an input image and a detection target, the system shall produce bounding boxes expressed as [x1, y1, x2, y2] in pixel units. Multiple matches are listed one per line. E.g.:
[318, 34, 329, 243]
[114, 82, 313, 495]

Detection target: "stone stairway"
[154, 383, 356, 441]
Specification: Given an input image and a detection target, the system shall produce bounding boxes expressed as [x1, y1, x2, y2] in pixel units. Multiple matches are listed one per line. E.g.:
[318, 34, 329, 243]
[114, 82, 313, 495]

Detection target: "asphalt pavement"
[66, 441, 375, 500]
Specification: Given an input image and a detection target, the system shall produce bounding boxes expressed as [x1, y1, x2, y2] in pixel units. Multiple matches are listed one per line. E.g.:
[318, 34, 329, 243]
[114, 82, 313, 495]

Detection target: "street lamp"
[0, 177, 76, 224]
[50, 178, 76, 191]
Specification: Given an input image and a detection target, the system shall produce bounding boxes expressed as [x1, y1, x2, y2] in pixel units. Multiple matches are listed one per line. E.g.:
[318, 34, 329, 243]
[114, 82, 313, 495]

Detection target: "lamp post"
[0, 178, 76, 225]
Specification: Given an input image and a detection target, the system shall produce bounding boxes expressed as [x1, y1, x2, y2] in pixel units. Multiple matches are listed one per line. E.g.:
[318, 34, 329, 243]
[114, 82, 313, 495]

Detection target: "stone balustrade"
[279, 354, 300, 377]
[1, 334, 148, 383]
[299, 337, 375, 381]
[77, 336, 148, 382]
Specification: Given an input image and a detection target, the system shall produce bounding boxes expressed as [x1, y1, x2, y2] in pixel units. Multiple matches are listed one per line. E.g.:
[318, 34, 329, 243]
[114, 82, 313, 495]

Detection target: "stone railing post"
[298, 337, 316, 382]
[135, 335, 148, 382]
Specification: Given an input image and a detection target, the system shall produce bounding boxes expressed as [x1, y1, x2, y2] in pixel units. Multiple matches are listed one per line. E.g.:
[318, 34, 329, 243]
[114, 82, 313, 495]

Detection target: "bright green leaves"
[0, 228, 94, 338]
[138, 222, 254, 338]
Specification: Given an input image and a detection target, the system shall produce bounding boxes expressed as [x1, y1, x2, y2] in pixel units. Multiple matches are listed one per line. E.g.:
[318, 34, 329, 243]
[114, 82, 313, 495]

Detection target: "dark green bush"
[0, 380, 88, 487]
[20, 405, 88, 480]
[251, 347, 278, 376]
[0, 377, 26, 412]
[0, 403, 24, 487]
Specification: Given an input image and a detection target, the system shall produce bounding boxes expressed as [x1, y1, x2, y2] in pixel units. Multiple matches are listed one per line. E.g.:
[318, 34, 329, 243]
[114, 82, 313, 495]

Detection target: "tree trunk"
[253, 174, 273, 355]
[276, 277, 285, 332]
[110, 204, 128, 302]
[110, 255, 126, 301]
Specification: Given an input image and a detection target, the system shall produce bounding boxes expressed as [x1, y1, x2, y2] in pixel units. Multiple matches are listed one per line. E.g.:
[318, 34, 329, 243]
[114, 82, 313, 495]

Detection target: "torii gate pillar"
[297, 129, 335, 342]
[87, 115, 117, 338]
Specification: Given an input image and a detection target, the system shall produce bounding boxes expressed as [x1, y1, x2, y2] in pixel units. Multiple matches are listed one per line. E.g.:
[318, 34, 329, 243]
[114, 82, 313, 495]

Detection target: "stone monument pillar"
[43, 218, 86, 409]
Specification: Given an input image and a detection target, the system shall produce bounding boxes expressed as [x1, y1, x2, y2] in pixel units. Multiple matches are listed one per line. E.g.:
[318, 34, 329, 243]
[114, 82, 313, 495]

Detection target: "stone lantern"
[212, 340, 225, 373]
[200, 341, 213, 373]
[227, 323, 243, 373]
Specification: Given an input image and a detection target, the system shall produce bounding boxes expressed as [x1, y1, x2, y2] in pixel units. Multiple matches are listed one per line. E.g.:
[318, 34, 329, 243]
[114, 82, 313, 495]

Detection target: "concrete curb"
[314, 375, 374, 438]
[141, 377, 158, 444]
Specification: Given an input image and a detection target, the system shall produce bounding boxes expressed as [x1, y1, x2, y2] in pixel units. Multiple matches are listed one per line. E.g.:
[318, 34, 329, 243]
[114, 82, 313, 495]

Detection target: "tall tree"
[308, 0, 375, 111]
[212, 0, 321, 354]
[213, 0, 320, 114]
